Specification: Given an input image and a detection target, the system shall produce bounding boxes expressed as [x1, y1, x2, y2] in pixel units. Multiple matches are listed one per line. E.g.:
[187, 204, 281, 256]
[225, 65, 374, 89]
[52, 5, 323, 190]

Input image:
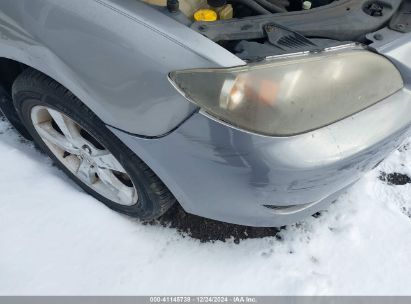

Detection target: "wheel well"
[0, 58, 26, 95]
[0, 58, 32, 139]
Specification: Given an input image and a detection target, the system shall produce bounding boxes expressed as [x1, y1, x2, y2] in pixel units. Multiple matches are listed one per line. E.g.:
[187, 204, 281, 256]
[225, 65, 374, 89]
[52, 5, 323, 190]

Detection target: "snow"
[1, 115, 411, 296]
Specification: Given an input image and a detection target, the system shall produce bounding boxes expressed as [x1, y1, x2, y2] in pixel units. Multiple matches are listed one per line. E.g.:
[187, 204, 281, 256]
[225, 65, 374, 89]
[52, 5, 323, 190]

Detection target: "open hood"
[143, 0, 409, 61]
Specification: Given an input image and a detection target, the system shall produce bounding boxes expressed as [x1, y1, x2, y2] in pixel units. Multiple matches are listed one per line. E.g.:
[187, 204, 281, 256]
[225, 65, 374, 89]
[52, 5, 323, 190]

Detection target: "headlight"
[169, 47, 403, 136]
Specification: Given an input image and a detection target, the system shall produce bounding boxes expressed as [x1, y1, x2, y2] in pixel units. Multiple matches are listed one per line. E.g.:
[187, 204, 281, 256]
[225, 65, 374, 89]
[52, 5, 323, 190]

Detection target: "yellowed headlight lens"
[170, 48, 404, 136]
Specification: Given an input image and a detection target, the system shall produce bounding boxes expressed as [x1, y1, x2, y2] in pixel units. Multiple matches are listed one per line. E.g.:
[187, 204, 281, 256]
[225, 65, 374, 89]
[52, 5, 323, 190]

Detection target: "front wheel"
[12, 69, 175, 220]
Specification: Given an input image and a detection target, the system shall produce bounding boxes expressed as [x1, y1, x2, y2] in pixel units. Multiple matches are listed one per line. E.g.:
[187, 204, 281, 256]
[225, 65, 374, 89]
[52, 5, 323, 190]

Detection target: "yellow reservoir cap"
[194, 9, 218, 22]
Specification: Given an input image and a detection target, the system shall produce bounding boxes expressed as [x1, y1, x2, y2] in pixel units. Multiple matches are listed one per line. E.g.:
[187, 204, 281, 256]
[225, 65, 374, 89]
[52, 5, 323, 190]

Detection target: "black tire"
[0, 85, 32, 139]
[12, 68, 176, 220]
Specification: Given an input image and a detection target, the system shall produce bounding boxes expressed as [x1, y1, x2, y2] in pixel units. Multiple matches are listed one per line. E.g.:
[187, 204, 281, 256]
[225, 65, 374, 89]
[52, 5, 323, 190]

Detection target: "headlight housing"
[169, 47, 403, 136]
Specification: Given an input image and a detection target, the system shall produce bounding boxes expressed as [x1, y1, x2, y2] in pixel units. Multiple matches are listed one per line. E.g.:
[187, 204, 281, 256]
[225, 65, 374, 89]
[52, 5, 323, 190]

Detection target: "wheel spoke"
[97, 168, 136, 204]
[48, 109, 82, 146]
[36, 122, 79, 154]
[93, 151, 126, 173]
[77, 159, 98, 185]
[31, 105, 138, 206]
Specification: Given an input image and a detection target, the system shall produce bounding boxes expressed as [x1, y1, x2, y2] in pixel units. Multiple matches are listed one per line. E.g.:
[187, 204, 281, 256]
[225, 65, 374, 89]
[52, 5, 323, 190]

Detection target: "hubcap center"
[82, 145, 92, 155]
[79, 145, 94, 165]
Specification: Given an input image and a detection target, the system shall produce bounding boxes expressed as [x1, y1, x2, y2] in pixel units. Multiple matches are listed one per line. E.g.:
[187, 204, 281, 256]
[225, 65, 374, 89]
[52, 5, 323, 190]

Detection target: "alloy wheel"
[30, 105, 138, 206]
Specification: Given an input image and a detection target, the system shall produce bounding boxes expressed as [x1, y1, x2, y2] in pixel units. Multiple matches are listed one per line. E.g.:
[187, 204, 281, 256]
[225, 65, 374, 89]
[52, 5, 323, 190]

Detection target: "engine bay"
[143, 0, 410, 61]
[145, 0, 338, 19]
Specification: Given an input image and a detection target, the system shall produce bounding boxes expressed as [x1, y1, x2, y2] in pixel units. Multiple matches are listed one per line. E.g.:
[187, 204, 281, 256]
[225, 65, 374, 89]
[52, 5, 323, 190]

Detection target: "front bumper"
[110, 87, 411, 227]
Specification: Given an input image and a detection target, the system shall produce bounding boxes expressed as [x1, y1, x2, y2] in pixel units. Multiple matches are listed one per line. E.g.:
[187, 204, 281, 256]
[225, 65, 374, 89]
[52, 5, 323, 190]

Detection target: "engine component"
[144, 0, 208, 19]
[302, 1, 312, 10]
[167, 0, 179, 12]
[232, 0, 271, 14]
[191, 0, 402, 42]
[264, 24, 317, 50]
[145, 0, 233, 20]
[215, 4, 234, 20]
[194, 9, 218, 21]
[207, 0, 227, 7]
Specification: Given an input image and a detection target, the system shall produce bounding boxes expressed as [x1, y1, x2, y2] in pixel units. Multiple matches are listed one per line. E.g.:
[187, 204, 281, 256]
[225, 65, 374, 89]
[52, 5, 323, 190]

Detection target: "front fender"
[0, 0, 243, 136]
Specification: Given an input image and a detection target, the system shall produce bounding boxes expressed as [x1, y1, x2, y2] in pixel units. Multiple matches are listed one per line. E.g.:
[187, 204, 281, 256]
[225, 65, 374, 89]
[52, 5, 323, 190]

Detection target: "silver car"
[0, 0, 410, 227]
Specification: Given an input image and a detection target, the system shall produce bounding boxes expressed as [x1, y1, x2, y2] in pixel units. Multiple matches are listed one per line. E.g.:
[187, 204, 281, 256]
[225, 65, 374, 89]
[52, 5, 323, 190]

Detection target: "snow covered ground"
[1, 115, 411, 296]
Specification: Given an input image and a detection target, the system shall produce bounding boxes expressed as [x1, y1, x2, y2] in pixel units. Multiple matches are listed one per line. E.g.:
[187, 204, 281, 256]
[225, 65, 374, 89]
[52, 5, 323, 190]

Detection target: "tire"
[0, 85, 32, 139]
[12, 68, 176, 220]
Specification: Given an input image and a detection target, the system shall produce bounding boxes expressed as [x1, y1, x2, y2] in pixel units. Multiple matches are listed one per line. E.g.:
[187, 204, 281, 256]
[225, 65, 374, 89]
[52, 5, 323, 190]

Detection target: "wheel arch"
[12, 67, 177, 219]
[0, 53, 95, 139]
[0, 57, 31, 138]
